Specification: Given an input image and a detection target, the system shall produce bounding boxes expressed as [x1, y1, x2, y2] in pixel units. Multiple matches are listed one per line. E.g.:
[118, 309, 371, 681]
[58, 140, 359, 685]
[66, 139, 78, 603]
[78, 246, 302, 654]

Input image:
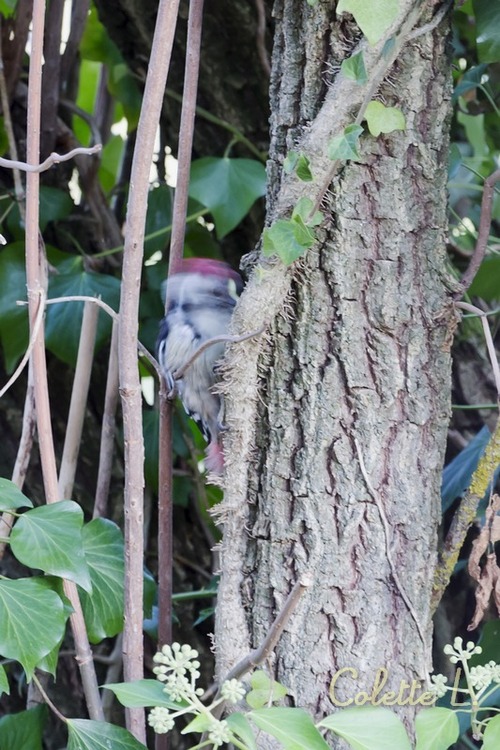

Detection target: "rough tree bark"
[216, 0, 453, 739]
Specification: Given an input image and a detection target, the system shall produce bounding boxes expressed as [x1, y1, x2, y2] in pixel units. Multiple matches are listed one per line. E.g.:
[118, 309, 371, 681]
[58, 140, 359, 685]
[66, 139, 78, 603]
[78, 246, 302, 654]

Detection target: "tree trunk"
[216, 0, 453, 739]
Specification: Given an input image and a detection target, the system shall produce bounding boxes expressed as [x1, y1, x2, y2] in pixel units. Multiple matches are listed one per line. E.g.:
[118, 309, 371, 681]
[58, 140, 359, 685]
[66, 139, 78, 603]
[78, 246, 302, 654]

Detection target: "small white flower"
[444, 638, 481, 663]
[208, 718, 232, 747]
[428, 673, 448, 698]
[148, 706, 175, 734]
[153, 642, 201, 677]
[221, 678, 246, 705]
[163, 672, 192, 702]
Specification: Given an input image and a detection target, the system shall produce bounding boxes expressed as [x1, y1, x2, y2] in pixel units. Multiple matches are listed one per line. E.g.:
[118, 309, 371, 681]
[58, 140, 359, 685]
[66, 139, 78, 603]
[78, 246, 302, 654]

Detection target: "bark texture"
[216, 0, 454, 737]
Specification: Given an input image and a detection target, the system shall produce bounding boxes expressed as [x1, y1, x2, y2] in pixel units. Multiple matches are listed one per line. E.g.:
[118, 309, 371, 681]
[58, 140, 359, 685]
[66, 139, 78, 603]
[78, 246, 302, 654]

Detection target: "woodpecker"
[157, 258, 243, 474]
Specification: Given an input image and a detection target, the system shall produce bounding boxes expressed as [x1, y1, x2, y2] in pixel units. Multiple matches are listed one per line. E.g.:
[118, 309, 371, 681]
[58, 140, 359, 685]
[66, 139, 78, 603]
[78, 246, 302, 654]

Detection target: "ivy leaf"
[0, 706, 47, 750]
[189, 157, 266, 238]
[483, 714, 500, 749]
[453, 63, 489, 101]
[104, 679, 188, 710]
[0, 477, 33, 511]
[341, 51, 368, 84]
[337, 0, 399, 45]
[0, 578, 67, 678]
[469, 257, 500, 300]
[292, 197, 323, 226]
[328, 124, 364, 161]
[182, 713, 213, 734]
[250, 708, 331, 750]
[46, 261, 120, 367]
[226, 713, 257, 750]
[10, 500, 91, 592]
[67, 719, 148, 750]
[79, 519, 125, 643]
[246, 671, 288, 709]
[473, 0, 500, 63]
[262, 219, 312, 265]
[0, 243, 29, 372]
[364, 100, 406, 136]
[283, 152, 313, 181]
[319, 706, 412, 750]
[415, 707, 460, 750]
[0, 663, 9, 696]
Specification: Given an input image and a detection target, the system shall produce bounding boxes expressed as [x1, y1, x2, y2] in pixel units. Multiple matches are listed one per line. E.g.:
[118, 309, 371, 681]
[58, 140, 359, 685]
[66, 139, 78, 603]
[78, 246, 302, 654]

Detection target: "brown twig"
[455, 302, 500, 398]
[119, 0, 183, 740]
[32, 673, 67, 724]
[93, 320, 120, 519]
[254, 0, 270, 77]
[454, 168, 500, 299]
[24, 0, 104, 723]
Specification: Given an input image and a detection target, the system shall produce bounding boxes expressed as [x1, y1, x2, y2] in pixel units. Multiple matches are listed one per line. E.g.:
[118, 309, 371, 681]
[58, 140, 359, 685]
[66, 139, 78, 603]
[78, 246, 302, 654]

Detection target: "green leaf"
[0, 578, 67, 678]
[283, 152, 313, 181]
[189, 157, 266, 238]
[292, 196, 323, 226]
[0, 243, 29, 372]
[104, 679, 188, 710]
[10, 500, 91, 591]
[415, 707, 459, 750]
[328, 124, 364, 161]
[226, 713, 257, 750]
[182, 713, 213, 734]
[0, 477, 33, 510]
[67, 719, 148, 750]
[483, 714, 500, 749]
[99, 135, 125, 194]
[246, 671, 289, 709]
[319, 706, 412, 750]
[46, 263, 120, 366]
[79, 519, 125, 643]
[469, 257, 500, 300]
[453, 63, 489, 101]
[364, 100, 406, 137]
[250, 708, 331, 750]
[144, 185, 173, 258]
[262, 220, 311, 265]
[341, 51, 368, 84]
[473, 0, 500, 63]
[336, 0, 399, 45]
[0, 0, 18, 18]
[0, 663, 9, 696]
[0, 706, 47, 750]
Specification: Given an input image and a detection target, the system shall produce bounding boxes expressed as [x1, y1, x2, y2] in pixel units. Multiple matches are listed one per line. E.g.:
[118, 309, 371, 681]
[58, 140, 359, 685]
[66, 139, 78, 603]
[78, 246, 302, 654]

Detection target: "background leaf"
[189, 157, 266, 238]
[473, 0, 500, 63]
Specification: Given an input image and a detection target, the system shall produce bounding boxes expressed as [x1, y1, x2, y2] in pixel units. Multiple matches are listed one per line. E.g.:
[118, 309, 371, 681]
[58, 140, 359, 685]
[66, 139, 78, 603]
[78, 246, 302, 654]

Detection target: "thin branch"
[406, 0, 453, 41]
[58, 301, 99, 500]
[119, 0, 182, 740]
[204, 574, 312, 708]
[32, 673, 67, 724]
[254, 0, 270, 77]
[0, 144, 101, 173]
[454, 168, 500, 298]
[172, 327, 265, 383]
[93, 320, 119, 519]
[456, 302, 500, 398]
[25, 0, 104, 722]
[354, 439, 428, 663]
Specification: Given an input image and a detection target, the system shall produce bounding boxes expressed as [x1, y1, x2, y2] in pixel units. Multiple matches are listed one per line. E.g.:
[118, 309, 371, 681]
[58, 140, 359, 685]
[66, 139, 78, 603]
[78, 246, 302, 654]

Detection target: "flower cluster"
[148, 642, 246, 749]
[443, 636, 482, 663]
